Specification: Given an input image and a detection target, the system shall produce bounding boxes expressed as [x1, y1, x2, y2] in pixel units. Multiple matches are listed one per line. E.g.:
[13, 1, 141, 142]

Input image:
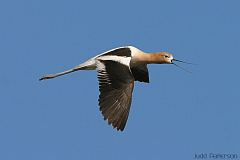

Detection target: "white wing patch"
[128, 46, 143, 56]
[96, 56, 131, 67]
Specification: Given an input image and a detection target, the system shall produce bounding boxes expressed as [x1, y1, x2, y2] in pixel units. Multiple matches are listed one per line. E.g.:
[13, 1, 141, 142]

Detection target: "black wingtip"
[117, 127, 124, 132]
[113, 125, 124, 132]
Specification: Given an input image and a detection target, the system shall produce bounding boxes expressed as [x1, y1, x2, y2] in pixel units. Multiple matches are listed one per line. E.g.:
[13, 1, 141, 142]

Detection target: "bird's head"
[157, 52, 174, 64]
[157, 52, 195, 73]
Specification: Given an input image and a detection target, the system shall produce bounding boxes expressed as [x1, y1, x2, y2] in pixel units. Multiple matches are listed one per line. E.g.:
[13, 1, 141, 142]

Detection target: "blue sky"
[0, 0, 240, 159]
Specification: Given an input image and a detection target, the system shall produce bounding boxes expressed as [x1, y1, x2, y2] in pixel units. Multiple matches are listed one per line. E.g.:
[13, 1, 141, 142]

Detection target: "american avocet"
[40, 46, 187, 131]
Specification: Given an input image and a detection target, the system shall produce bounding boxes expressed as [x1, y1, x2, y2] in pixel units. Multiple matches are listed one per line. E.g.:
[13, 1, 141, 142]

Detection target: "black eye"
[164, 55, 169, 58]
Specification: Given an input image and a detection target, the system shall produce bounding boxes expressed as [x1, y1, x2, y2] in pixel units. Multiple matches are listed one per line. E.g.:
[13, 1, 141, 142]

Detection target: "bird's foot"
[39, 74, 55, 81]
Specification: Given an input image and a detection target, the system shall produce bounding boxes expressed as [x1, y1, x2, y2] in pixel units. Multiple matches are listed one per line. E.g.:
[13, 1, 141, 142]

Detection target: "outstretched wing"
[96, 57, 134, 131]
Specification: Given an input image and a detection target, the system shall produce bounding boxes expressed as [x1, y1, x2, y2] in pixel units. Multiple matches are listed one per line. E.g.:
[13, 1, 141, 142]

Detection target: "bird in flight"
[40, 46, 188, 131]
